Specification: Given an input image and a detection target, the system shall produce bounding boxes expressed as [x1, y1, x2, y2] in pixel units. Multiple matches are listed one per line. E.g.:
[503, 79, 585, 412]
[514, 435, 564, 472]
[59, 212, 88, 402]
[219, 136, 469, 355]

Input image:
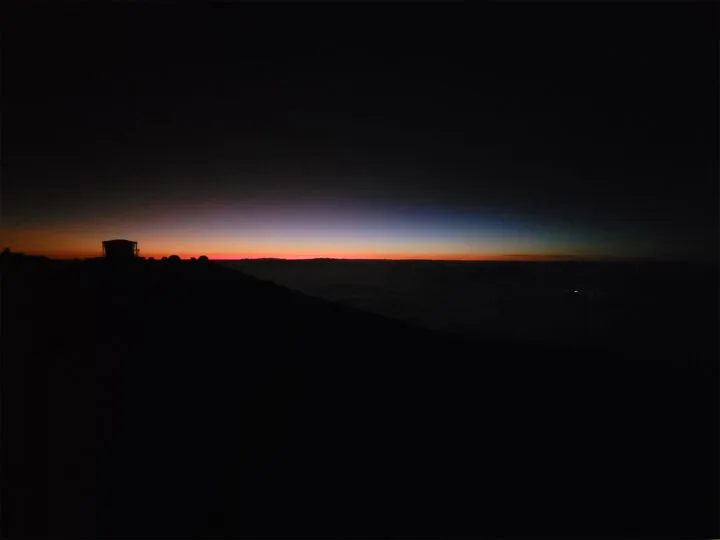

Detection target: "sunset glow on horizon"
[1, 198, 640, 262]
[5, 4, 715, 265]
[0, 227, 594, 261]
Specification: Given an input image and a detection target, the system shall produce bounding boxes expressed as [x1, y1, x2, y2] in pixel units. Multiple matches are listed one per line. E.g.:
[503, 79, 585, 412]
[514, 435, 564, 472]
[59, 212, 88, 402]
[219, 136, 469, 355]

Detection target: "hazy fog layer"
[219, 260, 713, 344]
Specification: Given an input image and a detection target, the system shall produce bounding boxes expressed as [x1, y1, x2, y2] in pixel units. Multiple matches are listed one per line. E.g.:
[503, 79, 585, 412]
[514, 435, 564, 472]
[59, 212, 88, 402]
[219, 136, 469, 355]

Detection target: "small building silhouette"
[102, 239, 139, 261]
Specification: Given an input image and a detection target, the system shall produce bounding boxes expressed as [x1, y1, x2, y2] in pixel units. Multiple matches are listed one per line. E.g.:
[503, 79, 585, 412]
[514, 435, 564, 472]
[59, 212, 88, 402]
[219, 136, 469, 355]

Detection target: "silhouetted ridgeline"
[2, 254, 718, 538]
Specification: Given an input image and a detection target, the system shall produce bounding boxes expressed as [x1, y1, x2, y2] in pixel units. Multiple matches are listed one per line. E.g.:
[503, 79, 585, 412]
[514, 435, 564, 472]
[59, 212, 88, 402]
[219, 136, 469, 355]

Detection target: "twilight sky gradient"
[3, 4, 718, 260]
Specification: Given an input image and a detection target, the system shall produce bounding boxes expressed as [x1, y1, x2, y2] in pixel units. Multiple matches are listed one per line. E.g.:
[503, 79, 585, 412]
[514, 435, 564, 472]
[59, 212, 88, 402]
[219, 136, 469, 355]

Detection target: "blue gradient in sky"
[3, 175, 657, 258]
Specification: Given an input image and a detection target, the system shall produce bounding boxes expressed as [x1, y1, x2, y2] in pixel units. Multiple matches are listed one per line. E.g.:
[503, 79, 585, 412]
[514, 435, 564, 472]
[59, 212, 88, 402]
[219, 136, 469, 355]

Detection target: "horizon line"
[6, 251, 706, 264]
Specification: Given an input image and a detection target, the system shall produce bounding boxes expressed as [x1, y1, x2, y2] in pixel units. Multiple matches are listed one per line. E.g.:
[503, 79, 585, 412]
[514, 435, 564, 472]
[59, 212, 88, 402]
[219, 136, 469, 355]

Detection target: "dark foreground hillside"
[2, 255, 718, 538]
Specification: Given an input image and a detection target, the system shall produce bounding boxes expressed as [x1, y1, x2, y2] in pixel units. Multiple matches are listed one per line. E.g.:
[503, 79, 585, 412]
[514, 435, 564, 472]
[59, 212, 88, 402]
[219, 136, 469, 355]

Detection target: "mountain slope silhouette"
[3, 256, 717, 538]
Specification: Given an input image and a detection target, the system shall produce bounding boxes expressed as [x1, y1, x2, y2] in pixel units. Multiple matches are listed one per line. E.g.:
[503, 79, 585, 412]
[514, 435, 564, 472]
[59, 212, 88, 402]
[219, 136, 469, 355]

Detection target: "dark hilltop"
[2, 250, 718, 538]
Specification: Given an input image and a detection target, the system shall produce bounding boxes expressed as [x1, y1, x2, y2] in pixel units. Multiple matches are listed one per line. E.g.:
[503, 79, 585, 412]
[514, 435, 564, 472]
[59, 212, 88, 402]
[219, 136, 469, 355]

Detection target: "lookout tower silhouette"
[102, 239, 139, 261]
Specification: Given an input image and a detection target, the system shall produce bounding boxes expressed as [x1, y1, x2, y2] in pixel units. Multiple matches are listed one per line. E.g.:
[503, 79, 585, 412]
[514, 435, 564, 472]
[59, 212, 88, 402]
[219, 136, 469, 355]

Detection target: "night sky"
[4, 4, 718, 260]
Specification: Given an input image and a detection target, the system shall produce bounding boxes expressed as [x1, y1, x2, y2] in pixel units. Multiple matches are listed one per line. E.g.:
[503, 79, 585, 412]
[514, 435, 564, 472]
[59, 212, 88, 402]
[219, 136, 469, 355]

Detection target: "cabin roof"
[103, 239, 137, 245]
